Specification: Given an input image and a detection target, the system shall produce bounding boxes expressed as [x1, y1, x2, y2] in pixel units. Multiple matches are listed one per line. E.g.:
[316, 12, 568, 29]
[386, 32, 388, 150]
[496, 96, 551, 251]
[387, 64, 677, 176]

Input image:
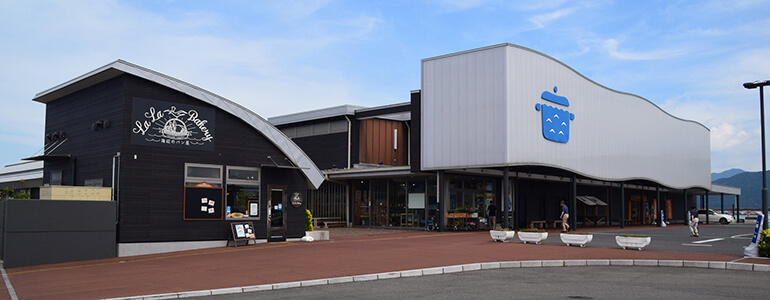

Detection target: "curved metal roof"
[33, 60, 324, 188]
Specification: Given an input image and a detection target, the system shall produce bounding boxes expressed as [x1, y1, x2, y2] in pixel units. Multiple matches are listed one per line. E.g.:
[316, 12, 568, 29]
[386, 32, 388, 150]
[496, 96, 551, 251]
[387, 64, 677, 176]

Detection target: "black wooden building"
[30, 60, 323, 257]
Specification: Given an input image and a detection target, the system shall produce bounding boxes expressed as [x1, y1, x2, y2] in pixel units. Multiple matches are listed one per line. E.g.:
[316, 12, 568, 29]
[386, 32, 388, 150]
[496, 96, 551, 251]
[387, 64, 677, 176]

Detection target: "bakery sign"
[131, 97, 215, 151]
[290, 192, 303, 208]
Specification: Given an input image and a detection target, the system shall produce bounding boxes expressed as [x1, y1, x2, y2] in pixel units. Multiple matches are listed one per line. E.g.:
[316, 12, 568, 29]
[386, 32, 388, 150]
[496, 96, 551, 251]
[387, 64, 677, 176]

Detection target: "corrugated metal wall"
[421, 45, 508, 170]
[421, 44, 711, 190]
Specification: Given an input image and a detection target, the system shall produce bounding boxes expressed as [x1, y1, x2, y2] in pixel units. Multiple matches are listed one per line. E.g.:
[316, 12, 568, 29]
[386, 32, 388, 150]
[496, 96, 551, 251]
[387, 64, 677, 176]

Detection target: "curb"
[105, 259, 770, 299]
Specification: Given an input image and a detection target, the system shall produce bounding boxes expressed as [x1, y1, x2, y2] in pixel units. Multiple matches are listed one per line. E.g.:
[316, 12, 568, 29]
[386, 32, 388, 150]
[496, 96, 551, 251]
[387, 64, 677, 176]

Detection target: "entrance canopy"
[576, 196, 607, 206]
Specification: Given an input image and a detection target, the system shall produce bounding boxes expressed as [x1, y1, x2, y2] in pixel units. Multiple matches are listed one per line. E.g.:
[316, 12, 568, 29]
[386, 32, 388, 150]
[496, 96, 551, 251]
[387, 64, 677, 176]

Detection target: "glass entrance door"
[268, 186, 286, 240]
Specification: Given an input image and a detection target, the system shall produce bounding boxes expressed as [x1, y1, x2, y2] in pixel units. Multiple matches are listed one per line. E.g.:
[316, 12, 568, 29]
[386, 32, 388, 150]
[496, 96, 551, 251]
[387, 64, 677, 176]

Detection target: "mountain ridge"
[711, 170, 765, 209]
[711, 168, 745, 181]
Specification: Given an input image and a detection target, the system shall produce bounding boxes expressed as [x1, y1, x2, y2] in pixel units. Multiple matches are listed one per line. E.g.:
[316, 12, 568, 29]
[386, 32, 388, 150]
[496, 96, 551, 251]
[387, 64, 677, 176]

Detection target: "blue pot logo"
[535, 86, 574, 143]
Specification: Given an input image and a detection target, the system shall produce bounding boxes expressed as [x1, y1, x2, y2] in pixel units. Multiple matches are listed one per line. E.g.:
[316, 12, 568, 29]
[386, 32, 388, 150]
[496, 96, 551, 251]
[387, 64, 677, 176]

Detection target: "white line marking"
[0, 261, 18, 300]
[731, 233, 753, 238]
[692, 238, 724, 244]
[681, 244, 713, 247]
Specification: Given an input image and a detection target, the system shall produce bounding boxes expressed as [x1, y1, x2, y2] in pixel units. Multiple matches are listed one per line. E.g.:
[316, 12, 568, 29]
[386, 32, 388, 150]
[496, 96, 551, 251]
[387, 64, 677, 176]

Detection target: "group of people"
[487, 200, 703, 237]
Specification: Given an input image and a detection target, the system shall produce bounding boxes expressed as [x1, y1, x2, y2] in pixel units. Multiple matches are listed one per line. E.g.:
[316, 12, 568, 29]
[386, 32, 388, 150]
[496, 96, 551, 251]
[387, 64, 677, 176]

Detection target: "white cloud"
[326, 15, 384, 41]
[601, 38, 691, 61]
[260, 0, 333, 19]
[433, 0, 494, 11]
[711, 123, 752, 151]
[509, 0, 570, 11]
[528, 8, 575, 29]
[0, 0, 394, 167]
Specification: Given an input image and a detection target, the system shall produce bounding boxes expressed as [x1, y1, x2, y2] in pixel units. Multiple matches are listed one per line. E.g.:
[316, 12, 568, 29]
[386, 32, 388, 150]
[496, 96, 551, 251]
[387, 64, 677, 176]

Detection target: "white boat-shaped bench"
[518, 231, 548, 244]
[615, 235, 651, 250]
[560, 233, 593, 247]
[489, 230, 516, 242]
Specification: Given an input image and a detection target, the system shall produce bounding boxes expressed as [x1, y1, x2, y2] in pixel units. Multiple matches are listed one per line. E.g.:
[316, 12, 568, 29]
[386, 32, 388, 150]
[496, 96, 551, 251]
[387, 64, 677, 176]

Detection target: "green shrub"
[305, 209, 313, 231]
[759, 229, 770, 257]
[0, 187, 13, 199]
[520, 228, 546, 233]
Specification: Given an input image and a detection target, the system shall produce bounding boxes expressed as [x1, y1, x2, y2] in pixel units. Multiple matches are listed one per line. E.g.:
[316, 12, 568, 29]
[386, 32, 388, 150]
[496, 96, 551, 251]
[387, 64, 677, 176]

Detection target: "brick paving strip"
[5, 227, 769, 300]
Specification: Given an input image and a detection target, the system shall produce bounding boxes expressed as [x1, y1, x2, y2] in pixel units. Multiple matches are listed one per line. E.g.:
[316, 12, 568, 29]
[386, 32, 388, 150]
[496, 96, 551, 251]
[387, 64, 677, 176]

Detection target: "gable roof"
[33, 60, 324, 188]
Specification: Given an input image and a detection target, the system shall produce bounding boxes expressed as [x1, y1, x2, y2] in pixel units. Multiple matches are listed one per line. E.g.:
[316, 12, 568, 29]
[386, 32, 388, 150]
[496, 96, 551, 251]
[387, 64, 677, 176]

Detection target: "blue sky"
[1, 0, 769, 173]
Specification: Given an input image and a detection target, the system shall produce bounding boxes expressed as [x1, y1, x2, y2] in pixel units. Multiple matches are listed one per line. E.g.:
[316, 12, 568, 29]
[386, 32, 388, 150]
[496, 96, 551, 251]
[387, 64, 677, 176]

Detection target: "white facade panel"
[422, 44, 711, 190]
[422, 46, 507, 170]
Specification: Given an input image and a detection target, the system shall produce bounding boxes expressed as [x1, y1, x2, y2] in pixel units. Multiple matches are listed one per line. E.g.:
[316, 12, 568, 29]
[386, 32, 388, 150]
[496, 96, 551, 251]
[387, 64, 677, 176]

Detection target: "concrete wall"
[0, 199, 116, 268]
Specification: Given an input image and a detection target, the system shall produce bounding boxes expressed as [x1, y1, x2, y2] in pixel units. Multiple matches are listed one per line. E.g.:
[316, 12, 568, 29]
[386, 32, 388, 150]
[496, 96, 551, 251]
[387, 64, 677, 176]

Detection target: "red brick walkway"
[4, 226, 765, 300]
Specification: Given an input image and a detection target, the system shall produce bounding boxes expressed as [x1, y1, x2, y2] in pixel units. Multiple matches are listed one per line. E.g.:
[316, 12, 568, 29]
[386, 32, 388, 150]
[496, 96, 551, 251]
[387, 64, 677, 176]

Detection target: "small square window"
[51, 170, 62, 185]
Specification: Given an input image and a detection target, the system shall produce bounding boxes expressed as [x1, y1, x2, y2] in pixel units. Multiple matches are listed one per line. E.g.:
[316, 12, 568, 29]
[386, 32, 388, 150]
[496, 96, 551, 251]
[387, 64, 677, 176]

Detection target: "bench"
[552, 220, 562, 228]
[529, 220, 547, 228]
[529, 220, 563, 229]
[313, 217, 346, 228]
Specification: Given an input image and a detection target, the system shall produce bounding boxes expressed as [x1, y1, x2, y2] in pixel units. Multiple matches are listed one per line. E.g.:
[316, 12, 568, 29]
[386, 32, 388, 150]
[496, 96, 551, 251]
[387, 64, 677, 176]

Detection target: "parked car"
[697, 209, 734, 224]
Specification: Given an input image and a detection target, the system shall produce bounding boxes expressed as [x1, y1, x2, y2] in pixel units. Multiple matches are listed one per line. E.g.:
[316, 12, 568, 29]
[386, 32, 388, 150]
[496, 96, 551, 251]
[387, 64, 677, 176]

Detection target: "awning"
[23, 154, 72, 161]
[576, 196, 607, 206]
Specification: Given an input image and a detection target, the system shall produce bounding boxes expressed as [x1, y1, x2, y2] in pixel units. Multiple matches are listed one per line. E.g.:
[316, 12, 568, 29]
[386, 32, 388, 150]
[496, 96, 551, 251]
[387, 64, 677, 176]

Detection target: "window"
[185, 163, 222, 187]
[228, 168, 259, 181]
[51, 170, 62, 185]
[226, 166, 260, 219]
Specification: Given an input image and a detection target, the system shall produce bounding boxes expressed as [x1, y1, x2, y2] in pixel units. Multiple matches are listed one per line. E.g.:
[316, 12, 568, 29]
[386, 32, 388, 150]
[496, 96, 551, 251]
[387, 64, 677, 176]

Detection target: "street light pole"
[744, 80, 770, 230]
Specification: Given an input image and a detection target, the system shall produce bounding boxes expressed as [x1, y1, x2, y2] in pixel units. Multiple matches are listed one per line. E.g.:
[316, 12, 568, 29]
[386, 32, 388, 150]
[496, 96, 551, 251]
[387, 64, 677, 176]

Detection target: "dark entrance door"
[267, 186, 286, 242]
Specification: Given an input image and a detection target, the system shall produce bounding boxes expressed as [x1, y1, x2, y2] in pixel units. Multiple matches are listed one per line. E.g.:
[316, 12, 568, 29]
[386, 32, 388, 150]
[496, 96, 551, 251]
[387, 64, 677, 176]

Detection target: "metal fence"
[308, 181, 348, 226]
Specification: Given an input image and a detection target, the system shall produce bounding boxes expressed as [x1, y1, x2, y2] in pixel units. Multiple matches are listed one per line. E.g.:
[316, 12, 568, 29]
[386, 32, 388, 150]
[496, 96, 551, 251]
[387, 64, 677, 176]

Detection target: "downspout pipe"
[112, 152, 121, 257]
[71, 157, 76, 186]
[112, 152, 121, 223]
[403, 121, 411, 166]
[344, 115, 352, 169]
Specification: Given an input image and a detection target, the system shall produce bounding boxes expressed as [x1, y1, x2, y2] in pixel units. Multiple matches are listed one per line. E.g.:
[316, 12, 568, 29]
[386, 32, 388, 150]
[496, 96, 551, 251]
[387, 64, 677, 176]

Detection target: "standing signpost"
[744, 214, 765, 257]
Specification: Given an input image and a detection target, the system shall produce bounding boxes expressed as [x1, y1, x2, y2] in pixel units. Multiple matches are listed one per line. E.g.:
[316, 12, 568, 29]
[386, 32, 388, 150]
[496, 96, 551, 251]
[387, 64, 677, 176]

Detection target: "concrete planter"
[489, 230, 516, 242]
[518, 231, 548, 244]
[304, 231, 329, 241]
[560, 233, 593, 247]
[615, 235, 651, 250]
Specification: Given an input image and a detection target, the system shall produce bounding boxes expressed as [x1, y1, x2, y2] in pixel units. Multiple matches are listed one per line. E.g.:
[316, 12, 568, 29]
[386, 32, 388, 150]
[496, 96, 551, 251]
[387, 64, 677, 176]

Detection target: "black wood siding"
[44, 74, 309, 243]
[290, 132, 348, 170]
[44, 76, 125, 187]
[410, 91, 421, 173]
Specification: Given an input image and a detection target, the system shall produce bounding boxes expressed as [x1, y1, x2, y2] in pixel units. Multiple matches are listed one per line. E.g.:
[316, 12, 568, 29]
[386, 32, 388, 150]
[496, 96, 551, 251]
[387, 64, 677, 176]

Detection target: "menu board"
[230, 221, 256, 246]
[183, 183, 224, 220]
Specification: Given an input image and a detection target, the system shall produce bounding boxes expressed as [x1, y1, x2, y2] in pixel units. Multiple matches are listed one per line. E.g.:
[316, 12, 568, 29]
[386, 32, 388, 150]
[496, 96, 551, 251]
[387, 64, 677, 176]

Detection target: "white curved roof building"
[421, 43, 710, 190]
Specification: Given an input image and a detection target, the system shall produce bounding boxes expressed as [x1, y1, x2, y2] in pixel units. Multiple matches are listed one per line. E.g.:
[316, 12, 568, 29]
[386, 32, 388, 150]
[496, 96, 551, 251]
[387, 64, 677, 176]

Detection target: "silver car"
[697, 209, 734, 224]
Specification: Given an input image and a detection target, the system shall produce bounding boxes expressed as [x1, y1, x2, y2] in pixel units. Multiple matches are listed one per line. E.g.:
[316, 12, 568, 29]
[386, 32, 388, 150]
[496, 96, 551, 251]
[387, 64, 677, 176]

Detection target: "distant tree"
[1, 187, 14, 199]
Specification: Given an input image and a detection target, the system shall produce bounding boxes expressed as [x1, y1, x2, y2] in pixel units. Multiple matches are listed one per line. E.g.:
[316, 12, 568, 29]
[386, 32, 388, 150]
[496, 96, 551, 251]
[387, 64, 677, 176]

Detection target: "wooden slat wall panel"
[359, 119, 407, 166]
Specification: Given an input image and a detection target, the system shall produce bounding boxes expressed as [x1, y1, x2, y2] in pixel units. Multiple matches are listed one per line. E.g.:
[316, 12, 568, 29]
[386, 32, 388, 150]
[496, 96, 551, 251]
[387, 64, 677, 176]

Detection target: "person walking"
[487, 202, 498, 229]
[560, 201, 570, 232]
[689, 205, 699, 237]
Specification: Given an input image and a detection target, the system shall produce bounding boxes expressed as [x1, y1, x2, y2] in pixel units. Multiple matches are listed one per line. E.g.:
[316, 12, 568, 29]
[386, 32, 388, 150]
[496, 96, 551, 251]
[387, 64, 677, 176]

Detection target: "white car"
[697, 209, 734, 224]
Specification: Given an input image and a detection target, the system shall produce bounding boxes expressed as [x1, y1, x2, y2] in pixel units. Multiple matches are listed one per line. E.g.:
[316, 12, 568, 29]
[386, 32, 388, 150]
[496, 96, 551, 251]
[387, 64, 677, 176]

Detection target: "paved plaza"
[2, 224, 768, 299]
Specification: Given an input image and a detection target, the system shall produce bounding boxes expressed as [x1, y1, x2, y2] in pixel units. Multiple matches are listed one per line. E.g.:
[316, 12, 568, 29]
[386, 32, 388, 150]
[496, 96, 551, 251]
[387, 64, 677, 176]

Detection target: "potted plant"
[518, 228, 548, 244]
[615, 234, 651, 250]
[560, 232, 593, 247]
[490, 228, 515, 242]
